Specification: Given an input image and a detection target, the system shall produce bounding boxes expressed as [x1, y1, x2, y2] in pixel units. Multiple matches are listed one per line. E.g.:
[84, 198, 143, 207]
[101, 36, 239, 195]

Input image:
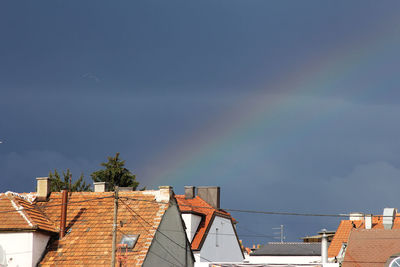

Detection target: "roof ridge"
[6, 193, 36, 228]
[4, 191, 35, 203]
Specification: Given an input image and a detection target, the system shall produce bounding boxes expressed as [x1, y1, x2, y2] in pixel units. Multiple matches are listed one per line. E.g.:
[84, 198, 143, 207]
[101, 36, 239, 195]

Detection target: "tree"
[49, 169, 92, 192]
[90, 153, 139, 190]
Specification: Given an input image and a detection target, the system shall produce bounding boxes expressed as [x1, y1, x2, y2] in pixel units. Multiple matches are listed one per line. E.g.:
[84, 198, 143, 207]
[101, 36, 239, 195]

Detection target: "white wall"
[32, 232, 50, 266]
[0, 232, 50, 267]
[182, 213, 202, 242]
[246, 255, 321, 264]
[198, 216, 243, 263]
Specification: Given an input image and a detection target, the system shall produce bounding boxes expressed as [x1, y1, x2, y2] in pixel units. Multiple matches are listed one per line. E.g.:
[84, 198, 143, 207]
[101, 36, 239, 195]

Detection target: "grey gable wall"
[143, 200, 194, 267]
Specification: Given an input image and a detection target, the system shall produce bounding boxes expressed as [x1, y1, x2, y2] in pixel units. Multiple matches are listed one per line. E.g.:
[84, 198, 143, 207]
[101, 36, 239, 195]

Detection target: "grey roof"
[251, 242, 321, 256]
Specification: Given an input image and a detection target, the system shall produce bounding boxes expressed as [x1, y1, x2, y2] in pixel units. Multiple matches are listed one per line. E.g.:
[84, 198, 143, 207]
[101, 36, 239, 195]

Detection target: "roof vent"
[383, 208, 397, 229]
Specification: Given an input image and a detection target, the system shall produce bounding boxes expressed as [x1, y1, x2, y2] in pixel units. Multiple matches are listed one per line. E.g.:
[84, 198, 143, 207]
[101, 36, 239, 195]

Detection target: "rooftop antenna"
[272, 225, 285, 243]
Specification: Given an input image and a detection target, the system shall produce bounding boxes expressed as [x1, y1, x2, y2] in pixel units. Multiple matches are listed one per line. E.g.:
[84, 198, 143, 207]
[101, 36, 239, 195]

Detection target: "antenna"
[272, 224, 285, 243]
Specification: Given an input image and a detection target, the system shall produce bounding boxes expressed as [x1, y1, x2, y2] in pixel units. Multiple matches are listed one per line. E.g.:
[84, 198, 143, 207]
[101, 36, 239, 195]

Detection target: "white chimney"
[365, 214, 373, 229]
[157, 186, 173, 202]
[94, 182, 108, 192]
[383, 208, 397, 230]
[36, 177, 50, 201]
[321, 229, 328, 264]
[349, 212, 363, 221]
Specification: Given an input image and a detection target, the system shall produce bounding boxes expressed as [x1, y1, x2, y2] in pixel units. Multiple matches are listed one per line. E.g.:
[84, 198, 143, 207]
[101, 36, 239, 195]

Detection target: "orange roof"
[342, 229, 400, 266]
[328, 215, 400, 258]
[175, 195, 234, 251]
[35, 191, 169, 266]
[0, 192, 57, 233]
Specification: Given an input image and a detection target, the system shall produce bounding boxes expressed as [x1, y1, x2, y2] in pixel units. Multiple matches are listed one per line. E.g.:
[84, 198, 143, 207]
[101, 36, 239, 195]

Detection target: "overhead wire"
[119, 198, 187, 267]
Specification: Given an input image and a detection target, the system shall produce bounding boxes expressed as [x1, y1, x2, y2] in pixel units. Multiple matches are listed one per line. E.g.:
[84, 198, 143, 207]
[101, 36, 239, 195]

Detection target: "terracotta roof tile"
[342, 229, 400, 266]
[0, 192, 57, 232]
[175, 195, 234, 251]
[36, 191, 169, 267]
[328, 215, 400, 258]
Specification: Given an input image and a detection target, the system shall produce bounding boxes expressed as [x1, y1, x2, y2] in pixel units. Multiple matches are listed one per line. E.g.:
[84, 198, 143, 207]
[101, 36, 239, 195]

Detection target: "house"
[328, 208, 400, 264]
[0, 178, 194, 267]
[341, 229, 400, 266]
[0, 190, 58, 267]
[175, 186, 244, 265]
[247, 242, 322, 265]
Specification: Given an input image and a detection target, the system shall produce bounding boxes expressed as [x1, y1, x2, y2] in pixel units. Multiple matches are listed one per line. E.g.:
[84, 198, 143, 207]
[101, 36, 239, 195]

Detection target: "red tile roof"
[34, 191, 169, 266]
[328, 215, 400, 258]
[0, 192, 57, 233]
[342, 229, 400, 266]
[175, 195, 234, 251]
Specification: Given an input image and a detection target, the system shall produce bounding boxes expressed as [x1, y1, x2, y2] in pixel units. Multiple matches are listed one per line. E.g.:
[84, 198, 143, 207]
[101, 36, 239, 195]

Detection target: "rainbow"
[147, 18, 399, 187]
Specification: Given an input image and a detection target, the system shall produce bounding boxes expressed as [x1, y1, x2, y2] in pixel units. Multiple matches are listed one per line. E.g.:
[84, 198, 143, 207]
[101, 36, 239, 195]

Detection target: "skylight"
[120, 234, 139, 249]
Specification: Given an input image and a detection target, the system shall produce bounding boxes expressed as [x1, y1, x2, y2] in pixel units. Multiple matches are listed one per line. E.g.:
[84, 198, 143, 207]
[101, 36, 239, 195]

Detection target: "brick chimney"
[184, 186, 195, 199]
[197, 186, 220, 209]
[36, 177, 50, 201]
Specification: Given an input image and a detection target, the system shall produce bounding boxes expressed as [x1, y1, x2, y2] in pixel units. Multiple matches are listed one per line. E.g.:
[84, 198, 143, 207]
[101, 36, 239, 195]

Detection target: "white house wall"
[198, 216, 243, 262]
[32, 232, 51, 266]
[0, 232, 50, 267]
[182, 213, 202, 242]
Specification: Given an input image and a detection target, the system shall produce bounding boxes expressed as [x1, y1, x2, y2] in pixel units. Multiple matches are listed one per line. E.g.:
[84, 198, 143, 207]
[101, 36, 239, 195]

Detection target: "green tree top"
[49, 169, 92, 192]
[90, 153, 139, 190]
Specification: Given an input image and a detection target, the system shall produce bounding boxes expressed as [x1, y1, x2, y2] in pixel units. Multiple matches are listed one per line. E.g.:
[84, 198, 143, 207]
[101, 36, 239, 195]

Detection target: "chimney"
[349, 212, 363, 221]
[365, 214, 373, 229]
[383, 208, 397, 229]
[184, 186, 195, 199]
[59, 189, 68, 238]
[197, 186, 220, 209]
[94, 182, 108, 192]
[36, 177, 50, 201]
[321, 229, 328, 264]
[157, 186, 173, 202]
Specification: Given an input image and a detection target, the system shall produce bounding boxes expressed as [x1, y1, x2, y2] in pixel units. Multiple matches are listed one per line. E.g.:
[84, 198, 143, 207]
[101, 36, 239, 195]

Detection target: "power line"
[120, 198, 214, 263]
[0, 195, 114, 214]
[119, 198, 187, 267]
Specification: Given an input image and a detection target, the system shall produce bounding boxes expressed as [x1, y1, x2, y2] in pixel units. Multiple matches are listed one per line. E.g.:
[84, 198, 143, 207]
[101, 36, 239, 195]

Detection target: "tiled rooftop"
[0, 192, 57, 232]
[328, 215, 400, 258]
[34, 191, 169, 266]
[342, 229, 400, 266]
[175, 195, 233, 251]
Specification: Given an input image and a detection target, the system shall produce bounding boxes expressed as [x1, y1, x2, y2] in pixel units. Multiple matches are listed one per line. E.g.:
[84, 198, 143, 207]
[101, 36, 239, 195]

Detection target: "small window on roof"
[120, 234, 139, 249]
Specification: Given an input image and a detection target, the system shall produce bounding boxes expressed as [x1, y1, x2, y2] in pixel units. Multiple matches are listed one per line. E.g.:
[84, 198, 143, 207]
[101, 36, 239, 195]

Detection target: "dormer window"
[120, 234, 139, 249]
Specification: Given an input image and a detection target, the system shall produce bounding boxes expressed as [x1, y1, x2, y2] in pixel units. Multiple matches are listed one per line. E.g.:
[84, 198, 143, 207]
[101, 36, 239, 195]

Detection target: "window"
[120, 234, 139, 249]
[390, 257, 400, 267]
[216, 228, 219, 247]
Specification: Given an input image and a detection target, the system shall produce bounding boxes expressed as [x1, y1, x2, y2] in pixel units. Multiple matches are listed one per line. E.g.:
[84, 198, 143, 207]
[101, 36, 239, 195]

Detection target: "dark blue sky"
[1, 0, 400, 245]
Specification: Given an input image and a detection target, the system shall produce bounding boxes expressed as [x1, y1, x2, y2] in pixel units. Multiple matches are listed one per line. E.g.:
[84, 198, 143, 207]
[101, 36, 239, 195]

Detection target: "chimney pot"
[184, 186, 195, 199]
[36, 177, 50, 201]
[197, 186, 220, 209]
[94, 182, 108, 192]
